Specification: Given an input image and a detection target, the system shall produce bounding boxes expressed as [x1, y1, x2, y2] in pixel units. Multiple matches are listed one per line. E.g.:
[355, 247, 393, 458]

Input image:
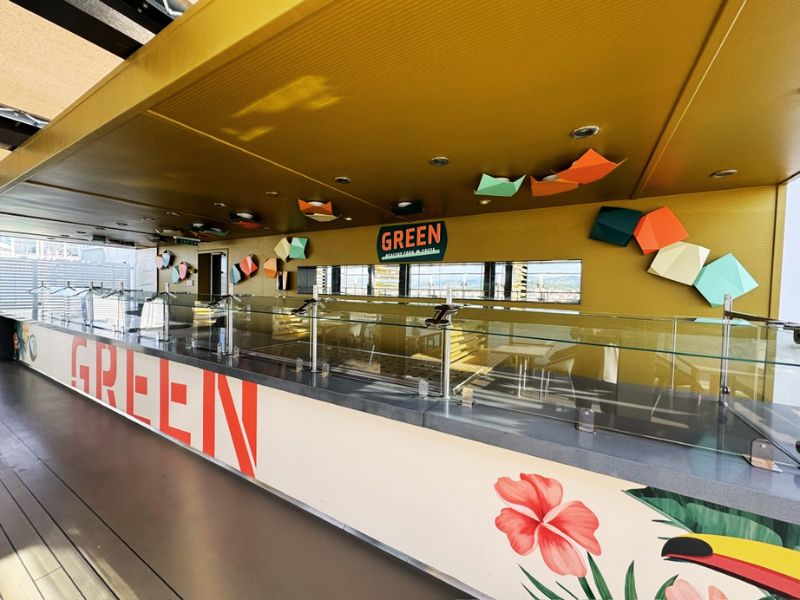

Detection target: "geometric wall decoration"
[160, 251, 173, 269]
[633, 207, 689, 254]
[589, 207, 643, 246]
[178, 261, 189, 280]
[239, 254, 258, 276]
[693, 253, 758, 307]
[647, 241, 710, 285]
[277, 270, 289, 291]
[298, 199, 339, 222]
[530, 175, 579, 197]
[288, 237, 308, 260]
[171, 266, 181, 284]
[274, 237, 292, 261]
[264, 257, 280, 278]
[229, 264, 244, 285]
[475, 174, 525, 197]
[556, 148, 625, 184]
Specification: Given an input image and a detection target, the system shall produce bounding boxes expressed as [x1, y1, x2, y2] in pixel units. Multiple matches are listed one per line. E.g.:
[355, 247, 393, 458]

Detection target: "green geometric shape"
[589, 206, 643, 246]
[474, 174, 525, 197]
[171, 266, 180, 284]
[693, 253, 758, 307]
[289, 237, 308, 259]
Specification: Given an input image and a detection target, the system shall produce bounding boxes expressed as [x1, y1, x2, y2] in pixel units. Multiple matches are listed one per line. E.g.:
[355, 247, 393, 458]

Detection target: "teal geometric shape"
[171, 266, 180, 284]
[289, 237, 308, 259]
[474, 174, 525, 197]
[693, 253, 758, 307]
[589, 206, 643, 246]
[229, 264, 244, 285]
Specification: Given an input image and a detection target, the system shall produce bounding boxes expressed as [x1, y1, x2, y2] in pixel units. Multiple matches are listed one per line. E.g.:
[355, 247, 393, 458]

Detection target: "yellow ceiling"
[0, 0, 797, 246]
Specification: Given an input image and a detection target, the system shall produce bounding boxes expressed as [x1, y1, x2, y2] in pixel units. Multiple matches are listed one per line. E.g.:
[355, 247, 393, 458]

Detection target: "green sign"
[377, 220, 447, 263]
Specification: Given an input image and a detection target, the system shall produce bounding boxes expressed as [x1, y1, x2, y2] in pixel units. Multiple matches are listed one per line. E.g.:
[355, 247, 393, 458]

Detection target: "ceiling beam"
[631, 0, 748, 198]
[9, 0, 143, 58]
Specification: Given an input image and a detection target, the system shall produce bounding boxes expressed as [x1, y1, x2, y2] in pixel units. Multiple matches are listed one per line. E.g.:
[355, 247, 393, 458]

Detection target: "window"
[303, 259, 581, 304]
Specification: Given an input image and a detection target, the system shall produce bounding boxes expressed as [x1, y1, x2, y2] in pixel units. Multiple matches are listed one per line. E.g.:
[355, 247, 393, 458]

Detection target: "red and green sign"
[377, 220, 447, 263]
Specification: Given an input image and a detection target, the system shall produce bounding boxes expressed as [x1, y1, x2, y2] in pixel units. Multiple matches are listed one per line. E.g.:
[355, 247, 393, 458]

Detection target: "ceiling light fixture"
[429, 156, 450, 166]
[392, 199, 424, 216]
[478, 199, 492, 206]
[95, 227, 107, 231]
[142, 217, 154, 222]
[344, 217, 353, 221]
[570, 125, 600, 139]
[396, 201, 413, 208]
[60, 234, 70, 238]
[265, 191, 279, 197]
[116, 222, 128, 226]
[192, 222, 205, 228]
[334, 176, 351, 184]
[167, 211, 180, 216]
[213, 202, 227, 207]
[710, 169, 738, 178]
[235, 210, 254, 220]
[307, 200, 326, 207]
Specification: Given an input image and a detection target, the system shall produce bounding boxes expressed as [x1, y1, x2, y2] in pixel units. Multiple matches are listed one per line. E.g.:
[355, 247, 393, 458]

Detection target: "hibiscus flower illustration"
[494, 473, 601, 577]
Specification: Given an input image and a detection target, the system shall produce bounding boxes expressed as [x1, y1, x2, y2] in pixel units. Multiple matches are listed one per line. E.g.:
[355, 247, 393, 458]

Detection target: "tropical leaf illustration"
[625, 487, 799, 549]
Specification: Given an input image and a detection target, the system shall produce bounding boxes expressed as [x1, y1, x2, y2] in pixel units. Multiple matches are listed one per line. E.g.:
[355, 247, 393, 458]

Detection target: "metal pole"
[226, 283, 235, 355]
[441, 288, 452, 401]
[719, 294, 733, 407]
[310, 285, 319, 372]
[669, 317, 677, 406]
[86, 282, 94, 327]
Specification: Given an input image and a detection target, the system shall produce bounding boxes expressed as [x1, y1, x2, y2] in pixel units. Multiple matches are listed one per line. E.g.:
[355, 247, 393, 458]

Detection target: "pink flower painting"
[494, 473, 601, 577]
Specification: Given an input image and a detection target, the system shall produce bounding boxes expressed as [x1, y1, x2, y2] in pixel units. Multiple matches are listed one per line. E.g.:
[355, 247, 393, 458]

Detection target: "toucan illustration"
[662, 534, 800, 599]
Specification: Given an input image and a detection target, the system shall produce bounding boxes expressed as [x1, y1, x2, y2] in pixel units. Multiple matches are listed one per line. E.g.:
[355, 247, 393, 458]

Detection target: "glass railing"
[9, 284, 799, 470]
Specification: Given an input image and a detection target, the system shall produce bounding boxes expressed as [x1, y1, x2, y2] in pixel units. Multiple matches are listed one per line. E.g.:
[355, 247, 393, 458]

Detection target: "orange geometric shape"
[633, 206, 689, 254]
[530, 175, 579, 197]
[264, 257, 280, 278]
[298, 199, 334, 216]
[555, 148, 624, 184]
[239, 254, 258, 276]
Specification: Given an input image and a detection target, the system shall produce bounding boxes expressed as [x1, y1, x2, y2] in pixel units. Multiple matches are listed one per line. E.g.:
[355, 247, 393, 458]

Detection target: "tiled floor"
[0, 362, 466, 599]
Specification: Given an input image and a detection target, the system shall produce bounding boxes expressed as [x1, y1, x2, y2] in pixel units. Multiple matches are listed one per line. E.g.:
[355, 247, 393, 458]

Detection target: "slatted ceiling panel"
[642, 1, 800, 197]
[152, 0, 722, 215]
[32, 112, 397, 233]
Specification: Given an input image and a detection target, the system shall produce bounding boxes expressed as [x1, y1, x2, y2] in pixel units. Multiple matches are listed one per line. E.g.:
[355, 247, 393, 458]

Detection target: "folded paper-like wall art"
[634, 207, 688, 254]
[693, 253, 758, 307]
[474, 174, 525, 197]
[178, 262, 189, 281]
[589, 206, 643, 247]
[277, 270, 289, 291]
[171, 266, 181, 284]
[530, 149, 624, 197]
[230, 264, 244, 285]
[289, 237, 308, 259]
[160, 251, 173, 269]
[264, 257, 280, 278]
[298, 199, 339, 222]
[240, 255, 258, 276]
[274, 237, 292, 261]
[648, 241, 710, 286]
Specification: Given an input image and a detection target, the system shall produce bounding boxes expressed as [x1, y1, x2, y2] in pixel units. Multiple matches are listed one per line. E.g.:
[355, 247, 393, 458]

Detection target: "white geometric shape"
[647, 241, 710, 285]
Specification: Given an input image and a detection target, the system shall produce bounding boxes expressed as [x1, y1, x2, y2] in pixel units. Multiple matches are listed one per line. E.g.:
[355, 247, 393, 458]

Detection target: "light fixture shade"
[693, 253, 758, 307]
[391, 199, 423, 216]
[474, 174, 525, 197]
[589, 206, 643, 246]
[274, 237, 292, 260]
[530, 175, 579, 197]
[634, 207, 689, 254]
[264, 257, 280, 278]
[648, 242, 710, 285]
[298, 199, 334, 215]
[289, 237, 308, 259]
[229, 264, 244, 285]
[239, 254, 258, 276]
[556, 148, 624, 184]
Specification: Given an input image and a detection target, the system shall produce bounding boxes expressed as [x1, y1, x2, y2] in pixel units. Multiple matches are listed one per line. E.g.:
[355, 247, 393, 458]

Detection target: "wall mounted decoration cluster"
[171, 261, 194, 284]
[475, 149, 624, 200]
[230, 255, 258, 286]
[274, 237, 308, 260]
[589, 206, 758, 306]
[298, 199, 339, 222]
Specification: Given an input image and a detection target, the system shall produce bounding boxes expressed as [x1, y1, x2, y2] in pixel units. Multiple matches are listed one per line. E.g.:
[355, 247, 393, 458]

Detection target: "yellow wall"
[162, 186, 778, 318]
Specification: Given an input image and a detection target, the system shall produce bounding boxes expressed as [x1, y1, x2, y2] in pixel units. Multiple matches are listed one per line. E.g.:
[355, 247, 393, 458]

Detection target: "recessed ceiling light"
[142, 217, 154, 222]
[478, 199, 492, 206]
[344, 217, 353, 221]
[570, 125, 600, 139]
[59, 234, 70, 238]
[192, 222, 205, 228]
[167, 211, 180, 216]
[95, 227, 107, 231]
[116, 222, 128, 226]
[261, 226, 271, 230]
[76, 230, 87, 234]
[710, 169, 738, 178]
[396, 201, 413, 208]
[235, 210, 255, 220]
[429, 156, 450, 166]
[308, 200, 326, 207]
[213, 202, 227, 207]
[264, 191, 279, 197]
[334, 176, 351, 184]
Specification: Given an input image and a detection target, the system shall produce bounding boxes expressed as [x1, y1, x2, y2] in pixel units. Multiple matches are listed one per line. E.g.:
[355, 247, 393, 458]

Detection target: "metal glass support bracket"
[745, 438, 783, 472]
[576, 408, 595, 433]
[718, 294, 733, 407]
[292, 286, 320, 372]
[424, 289, 462, 401]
